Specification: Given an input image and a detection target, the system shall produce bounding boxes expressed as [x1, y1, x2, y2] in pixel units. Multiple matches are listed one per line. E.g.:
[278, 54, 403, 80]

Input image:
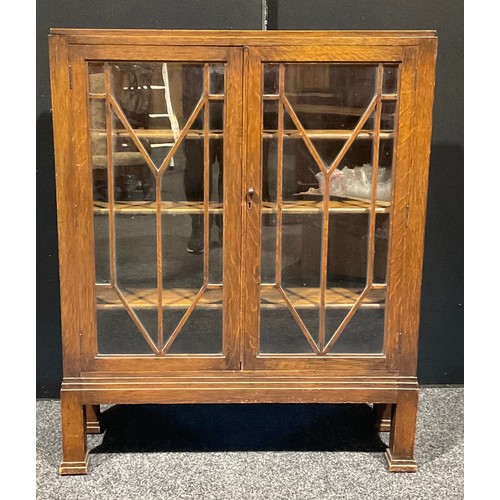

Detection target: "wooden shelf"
[93, 200, 224, 214]
[91, 128, 223, 140]
[93, 198, 390, 215]
[262, 285, 386, 309]
[90, 128, 394, 141]
[96, 286, 223, 310]
[89, 92, 225, 101]
[263, 199, 390, 214]
[263, 129, 394, 140]
[96, 285, 386, 310]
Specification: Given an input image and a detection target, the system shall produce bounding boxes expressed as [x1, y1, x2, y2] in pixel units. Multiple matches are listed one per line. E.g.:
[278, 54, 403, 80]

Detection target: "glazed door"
[243, 45, 417, 371]
[70, 45, 243, 371]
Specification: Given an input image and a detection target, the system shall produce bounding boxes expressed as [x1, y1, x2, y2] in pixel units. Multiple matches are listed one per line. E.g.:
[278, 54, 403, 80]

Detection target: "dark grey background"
[37, 0, 463, 397]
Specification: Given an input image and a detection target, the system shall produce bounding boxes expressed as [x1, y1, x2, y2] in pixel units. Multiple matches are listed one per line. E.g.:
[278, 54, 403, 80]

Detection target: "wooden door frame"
[242, 44, 419, 373]
[62, 42, 244, 373]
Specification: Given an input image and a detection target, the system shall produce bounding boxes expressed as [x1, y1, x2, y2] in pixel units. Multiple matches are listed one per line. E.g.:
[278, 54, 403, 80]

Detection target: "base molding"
[384, 449, 417, 473]
[59, 453, 90, 475]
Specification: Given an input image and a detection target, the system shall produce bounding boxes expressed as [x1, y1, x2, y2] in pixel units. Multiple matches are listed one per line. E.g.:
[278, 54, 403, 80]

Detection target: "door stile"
[383, 47, 419, 370]
[222, 47, 245, 369]
[242, 48, 263, 370]
[68, 49, 99, 371]
[50, 36, 83, 378]
[397, 41, 437, 376]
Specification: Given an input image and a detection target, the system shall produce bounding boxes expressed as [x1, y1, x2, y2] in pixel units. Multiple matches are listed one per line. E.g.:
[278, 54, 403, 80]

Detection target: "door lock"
[246, 186, 255, 209]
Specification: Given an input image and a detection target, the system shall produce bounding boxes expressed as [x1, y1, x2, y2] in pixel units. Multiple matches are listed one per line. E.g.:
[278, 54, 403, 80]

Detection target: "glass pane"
[263, 100, 279, 132]
[260, 306, 313, 353]
[382, 65, 399, 94]
[284, 64, 377, 130]
[326, 289, 386, 354]
[90, 61, 225, 356]
[281, 212, 322, 342]
[378, 139, 394, 202]
[208, 99, 224, 285]
[109, 62, 206, 170]
[210, 64, 225, 94]
[381, 101, 396, 131]
[111, 110, 156, 203]
[168, 307, 223, 354]
[310, 138, 346, 172]
[374, 213, 390, 284]
[263, 64, 279, 95]
[262, 137, 277, 284]
[97, 309, 154, 355]
[89, 99, 110, 284]
[88, 63, 105, 94]
[327, 214, 368, 290]
[115, 213, 158, 346]
[259, 63, 396, 356]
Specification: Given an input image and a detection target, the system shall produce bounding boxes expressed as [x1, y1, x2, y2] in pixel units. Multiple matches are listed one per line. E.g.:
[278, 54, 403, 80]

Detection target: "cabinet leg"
[374, 403, 393, 432]
[85, 405, 101, 434]
[59, 391, 89, 475]
[385, 391, 418, 472]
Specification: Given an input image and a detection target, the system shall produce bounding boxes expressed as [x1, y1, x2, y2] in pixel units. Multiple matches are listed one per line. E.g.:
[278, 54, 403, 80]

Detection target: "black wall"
[37, 1, 463, 397]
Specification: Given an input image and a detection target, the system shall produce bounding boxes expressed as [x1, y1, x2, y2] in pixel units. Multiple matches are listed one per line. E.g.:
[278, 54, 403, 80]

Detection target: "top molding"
[49, 29, 437, 46]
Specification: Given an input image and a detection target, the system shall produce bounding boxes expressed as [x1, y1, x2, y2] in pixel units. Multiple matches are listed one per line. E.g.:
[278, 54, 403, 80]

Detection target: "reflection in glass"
[210, 64, 225, 94]
[109, 62, 205, 170]
[111, 111, 156, 203]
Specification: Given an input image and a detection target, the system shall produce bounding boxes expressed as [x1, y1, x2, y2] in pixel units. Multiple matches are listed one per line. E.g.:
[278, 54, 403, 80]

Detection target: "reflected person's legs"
[184, 139, 204, 254]
[211, 137, 223, 243]
[183, 138, 224, 254]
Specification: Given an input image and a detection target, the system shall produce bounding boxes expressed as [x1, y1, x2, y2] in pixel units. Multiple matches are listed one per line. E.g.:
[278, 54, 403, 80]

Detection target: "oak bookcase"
[49, 29, 437, 474]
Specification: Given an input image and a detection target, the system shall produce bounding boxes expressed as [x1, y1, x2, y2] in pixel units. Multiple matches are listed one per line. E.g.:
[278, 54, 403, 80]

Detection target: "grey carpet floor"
[36, 387, 463, 500]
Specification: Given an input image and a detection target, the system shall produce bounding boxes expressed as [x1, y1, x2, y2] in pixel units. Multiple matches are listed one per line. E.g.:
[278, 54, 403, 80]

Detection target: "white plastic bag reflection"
[316, 164, 392, 202]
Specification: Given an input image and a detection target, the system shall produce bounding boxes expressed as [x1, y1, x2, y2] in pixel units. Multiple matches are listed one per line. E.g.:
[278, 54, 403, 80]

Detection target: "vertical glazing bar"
[366, 64, 384, 285]
[104, 63, 116, 286]
[203, 64, 210, 285]
[318, 168, 330, 353]
[156, 172, 163, 352]
[275, 65, 285, 285]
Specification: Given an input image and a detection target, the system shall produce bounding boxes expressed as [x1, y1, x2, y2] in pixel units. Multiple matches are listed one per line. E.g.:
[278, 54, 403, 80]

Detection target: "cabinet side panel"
[49, 35, 81, 377]
[399, 39, 438, 375]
